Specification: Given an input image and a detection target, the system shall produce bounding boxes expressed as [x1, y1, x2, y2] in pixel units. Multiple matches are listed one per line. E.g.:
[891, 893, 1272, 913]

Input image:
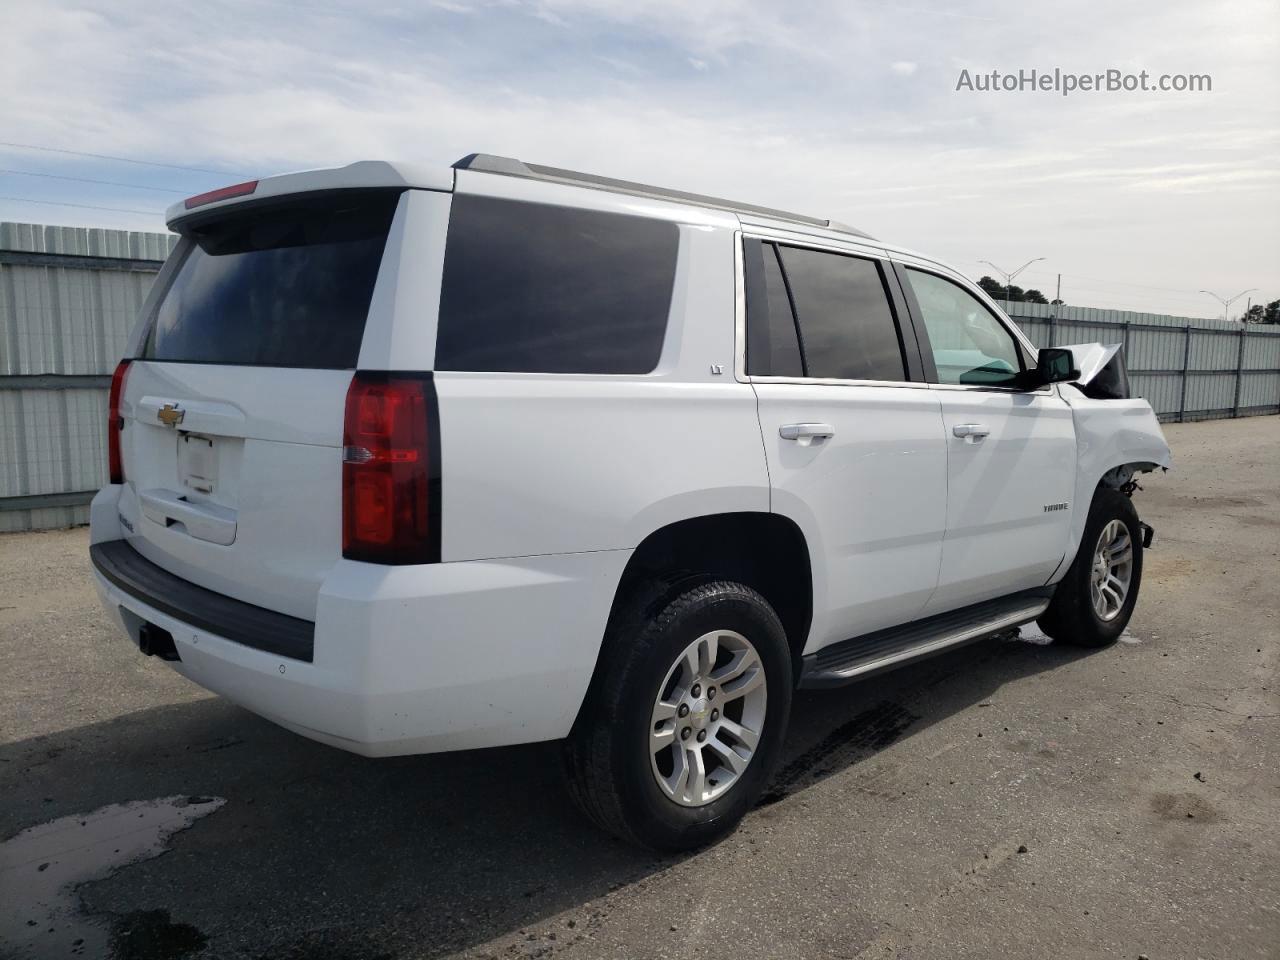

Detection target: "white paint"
[114, 363, 353, 621]
[756, 381, 948, 648]
[92, 547, 632, 756]
[923, 386, 1077, 612]
[0, 796, 225, 958]
[1057, 386, 1172, 565]
[434, 175, 767, 562]
[89, 166, 1165, 763]
[163, 160, 453, 226]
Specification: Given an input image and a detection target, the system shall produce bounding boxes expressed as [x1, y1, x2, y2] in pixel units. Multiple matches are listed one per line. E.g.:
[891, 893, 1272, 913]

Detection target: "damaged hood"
[1061, 342, 1122, 386]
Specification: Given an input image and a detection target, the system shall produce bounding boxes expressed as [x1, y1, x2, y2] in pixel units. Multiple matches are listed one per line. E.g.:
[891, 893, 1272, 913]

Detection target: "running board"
[799, 591, 1051, 689]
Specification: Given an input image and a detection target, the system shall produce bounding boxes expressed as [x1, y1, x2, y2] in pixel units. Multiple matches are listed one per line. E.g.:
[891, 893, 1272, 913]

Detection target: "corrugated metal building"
[1, 220, 1277, 533]
[1, 222, 176, 532]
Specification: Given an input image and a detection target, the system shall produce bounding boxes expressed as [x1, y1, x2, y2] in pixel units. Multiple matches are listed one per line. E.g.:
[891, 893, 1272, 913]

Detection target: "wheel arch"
[1060, 459, 1161, 573]
[592, 512, 814, 694]
[1063, 395, 1171, 565]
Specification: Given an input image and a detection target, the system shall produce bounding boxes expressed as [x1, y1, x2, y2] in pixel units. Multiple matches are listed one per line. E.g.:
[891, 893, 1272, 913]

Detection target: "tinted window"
[777, 246, 905, 381]
[906, 269, 1023, 386]
[436, 196, 678, 374]
[745, 240, 802, 377]
[144, 191, 400, 368]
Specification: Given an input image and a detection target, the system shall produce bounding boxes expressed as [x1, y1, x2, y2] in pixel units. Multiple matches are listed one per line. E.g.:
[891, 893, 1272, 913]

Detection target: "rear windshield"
[435, 195, 679, 374]
[142, 190, 401, 368]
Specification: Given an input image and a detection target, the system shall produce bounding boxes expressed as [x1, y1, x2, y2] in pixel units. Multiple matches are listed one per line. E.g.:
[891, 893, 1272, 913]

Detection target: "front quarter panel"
[1059, 385, 1172, 563]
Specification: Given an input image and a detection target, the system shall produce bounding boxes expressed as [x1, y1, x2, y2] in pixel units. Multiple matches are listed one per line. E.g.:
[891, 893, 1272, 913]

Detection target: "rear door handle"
[952, 423, 990, 442]
[780, 422, 835, 445]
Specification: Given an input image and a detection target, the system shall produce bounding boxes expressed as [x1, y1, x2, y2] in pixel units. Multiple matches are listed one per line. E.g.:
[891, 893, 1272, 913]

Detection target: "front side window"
[436, 195, 679, 374]
[906, 269, 1023, 386]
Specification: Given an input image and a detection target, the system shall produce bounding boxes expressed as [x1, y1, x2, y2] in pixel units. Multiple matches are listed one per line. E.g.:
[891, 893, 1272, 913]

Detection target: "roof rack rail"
[452, 153, 872, 239]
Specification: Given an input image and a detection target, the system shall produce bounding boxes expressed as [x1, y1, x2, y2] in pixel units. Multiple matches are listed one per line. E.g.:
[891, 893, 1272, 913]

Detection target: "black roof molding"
[452, 153, 873, 239]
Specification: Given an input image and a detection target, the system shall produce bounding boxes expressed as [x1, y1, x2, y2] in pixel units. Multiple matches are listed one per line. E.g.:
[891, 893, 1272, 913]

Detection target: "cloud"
[0, 0, 1276, 315]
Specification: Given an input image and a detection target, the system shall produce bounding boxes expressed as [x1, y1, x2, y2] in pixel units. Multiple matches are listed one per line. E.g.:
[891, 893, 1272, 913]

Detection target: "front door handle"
[780, 422, 835, 446]
[952, 423, 990, 443]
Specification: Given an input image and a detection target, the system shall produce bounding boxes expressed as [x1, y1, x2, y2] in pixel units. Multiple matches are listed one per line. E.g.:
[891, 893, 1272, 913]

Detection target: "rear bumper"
[91, 540, 315, 662]
[89, 490, 630, 757]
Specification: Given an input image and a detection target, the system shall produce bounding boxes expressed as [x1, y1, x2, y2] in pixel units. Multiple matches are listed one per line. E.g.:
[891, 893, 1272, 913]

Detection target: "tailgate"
[114, 190, 401, 620]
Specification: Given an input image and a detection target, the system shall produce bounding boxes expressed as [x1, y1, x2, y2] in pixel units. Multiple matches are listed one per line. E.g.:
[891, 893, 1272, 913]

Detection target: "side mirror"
[1028, 347, 1080, 388]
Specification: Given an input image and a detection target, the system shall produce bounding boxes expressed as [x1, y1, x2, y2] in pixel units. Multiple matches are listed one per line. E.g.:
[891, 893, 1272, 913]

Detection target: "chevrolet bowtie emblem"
[157, 403, 185, 427]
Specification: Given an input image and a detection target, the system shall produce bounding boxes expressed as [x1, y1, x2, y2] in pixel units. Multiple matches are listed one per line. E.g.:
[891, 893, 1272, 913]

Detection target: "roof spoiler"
[165, 161, 453, 228]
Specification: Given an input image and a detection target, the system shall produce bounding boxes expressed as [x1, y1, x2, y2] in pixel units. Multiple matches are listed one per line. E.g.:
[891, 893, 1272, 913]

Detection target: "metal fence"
[1, 222, 176, 532]
[1, 219, 1278, 532]
[1005, 301, 1280, 422]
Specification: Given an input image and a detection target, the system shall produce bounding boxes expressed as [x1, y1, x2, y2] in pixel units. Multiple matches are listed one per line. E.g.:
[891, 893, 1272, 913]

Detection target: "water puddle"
[0, 796, 225, 958]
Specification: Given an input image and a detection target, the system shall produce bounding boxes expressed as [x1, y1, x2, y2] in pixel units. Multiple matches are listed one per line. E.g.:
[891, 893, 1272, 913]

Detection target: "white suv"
[90, 154, 1171, 850]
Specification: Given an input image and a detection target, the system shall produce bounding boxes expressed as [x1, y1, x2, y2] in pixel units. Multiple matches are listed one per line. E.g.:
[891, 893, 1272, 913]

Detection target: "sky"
[1, 0, 1277, 318]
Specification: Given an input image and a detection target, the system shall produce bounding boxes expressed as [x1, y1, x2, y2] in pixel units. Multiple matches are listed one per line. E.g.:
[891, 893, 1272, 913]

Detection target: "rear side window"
[436, 196, 678, 374]
[143, 190, 400, 368]
[744, 239, 804, 378]
[747, 244, 906, 382]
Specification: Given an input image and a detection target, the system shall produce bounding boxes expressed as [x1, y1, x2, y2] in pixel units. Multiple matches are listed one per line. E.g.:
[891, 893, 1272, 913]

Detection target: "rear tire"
[1038, 486, 1143, 648]
[563, 580, 792, 851]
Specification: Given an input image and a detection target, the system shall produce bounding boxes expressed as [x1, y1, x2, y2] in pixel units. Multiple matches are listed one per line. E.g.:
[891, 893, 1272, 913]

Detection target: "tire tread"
[563, 580, 782, 848]
[1039, 486, 1143, 647]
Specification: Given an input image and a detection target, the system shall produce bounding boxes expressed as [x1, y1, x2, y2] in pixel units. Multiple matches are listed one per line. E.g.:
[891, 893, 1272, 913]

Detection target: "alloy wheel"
[648, 629, 768, 807]
[1091, 518, 1134, 621]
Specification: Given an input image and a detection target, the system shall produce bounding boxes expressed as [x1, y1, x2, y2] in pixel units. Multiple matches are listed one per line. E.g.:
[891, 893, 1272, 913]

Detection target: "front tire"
[1038, 486, 1144, 647]
[563, 580, 792, 851]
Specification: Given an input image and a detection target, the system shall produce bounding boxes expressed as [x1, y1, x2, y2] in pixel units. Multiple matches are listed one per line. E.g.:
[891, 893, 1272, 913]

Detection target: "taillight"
[107, 360, 131, 484]
[341, 372, 440, 564]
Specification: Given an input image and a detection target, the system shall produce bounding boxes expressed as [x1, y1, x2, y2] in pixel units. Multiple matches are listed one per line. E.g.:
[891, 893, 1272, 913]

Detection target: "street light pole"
[1200, 288, 1257, 322]
[979, 257, 1046, 303]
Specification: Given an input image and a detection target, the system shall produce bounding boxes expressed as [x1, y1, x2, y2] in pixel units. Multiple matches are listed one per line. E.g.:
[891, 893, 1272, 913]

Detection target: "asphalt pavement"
[1, 416, 1277, 959]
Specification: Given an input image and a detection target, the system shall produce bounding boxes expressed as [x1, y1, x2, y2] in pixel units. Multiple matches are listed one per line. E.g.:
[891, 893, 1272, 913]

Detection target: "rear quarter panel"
[434, 376, 768, 560]
[386, 175, 769, 561]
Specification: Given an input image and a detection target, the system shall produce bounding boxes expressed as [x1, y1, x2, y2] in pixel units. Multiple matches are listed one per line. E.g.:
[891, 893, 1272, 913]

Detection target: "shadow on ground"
[0, 634, 1090, 960]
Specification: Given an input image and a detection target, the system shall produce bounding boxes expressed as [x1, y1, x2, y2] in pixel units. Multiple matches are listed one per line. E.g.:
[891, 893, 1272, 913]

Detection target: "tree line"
[1240, 302, 1280, 325]
[976, 276, 1051, 304]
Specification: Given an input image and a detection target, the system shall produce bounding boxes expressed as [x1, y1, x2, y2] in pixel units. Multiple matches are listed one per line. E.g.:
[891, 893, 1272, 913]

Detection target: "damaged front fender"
[1061, 342, 1121, 386]
[1057, 342, 1130, 400]
[1056, 378, 1172, 568]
